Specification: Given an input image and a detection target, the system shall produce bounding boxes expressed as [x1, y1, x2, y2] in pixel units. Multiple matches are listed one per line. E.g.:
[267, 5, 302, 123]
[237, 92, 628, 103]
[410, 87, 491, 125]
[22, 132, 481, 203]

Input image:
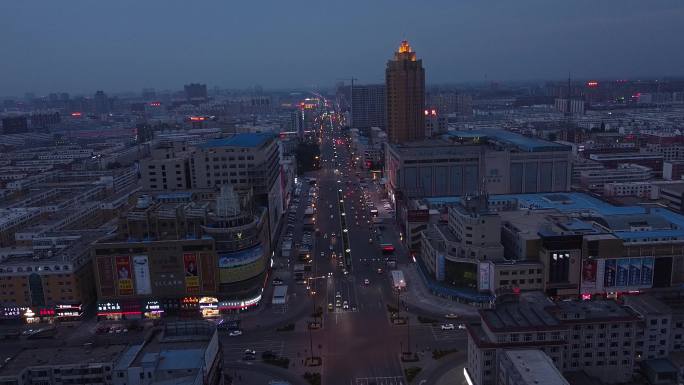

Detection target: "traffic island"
[303, 372, 321, 385]
[275, 323, 295, 332]
[404, 366, 422, 383]
[305, 356, 322, 367]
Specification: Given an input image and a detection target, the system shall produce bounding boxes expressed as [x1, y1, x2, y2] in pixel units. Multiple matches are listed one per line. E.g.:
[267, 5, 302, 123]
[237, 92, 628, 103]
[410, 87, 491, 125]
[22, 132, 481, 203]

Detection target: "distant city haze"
[1, 0, 684, 95]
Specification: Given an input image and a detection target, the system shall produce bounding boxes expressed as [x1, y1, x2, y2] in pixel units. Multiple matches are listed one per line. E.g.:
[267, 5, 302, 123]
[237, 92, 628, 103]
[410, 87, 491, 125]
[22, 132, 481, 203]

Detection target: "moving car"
[343, 301, 349, 310]
[228, 330, 243, 337]
[364, 278, 370, 285]
[444, 313, 459, 319]
[328, 303, 333, 311]
[441, 324, 455, 330]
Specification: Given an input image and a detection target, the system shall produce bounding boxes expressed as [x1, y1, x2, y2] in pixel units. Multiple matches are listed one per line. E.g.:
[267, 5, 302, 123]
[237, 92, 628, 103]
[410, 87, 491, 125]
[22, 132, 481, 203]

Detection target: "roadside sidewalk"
[401, 263, 479, 318]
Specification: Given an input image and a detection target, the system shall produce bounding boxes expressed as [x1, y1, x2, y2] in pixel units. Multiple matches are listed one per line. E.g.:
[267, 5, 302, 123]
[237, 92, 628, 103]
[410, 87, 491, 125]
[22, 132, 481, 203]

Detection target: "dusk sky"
[2, 0, 684, 96]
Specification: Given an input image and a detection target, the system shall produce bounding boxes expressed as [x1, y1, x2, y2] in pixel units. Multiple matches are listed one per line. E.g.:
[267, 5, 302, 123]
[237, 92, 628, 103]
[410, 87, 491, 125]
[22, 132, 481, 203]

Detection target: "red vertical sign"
[200, 252, 215, 292]
[115, 256, 133, 296]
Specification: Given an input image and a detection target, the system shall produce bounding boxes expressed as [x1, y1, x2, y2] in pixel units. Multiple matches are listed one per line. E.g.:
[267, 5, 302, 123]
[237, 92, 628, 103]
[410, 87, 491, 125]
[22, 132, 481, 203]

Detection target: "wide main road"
[314, 117, 403, 385]
[311, 112, 466, 385]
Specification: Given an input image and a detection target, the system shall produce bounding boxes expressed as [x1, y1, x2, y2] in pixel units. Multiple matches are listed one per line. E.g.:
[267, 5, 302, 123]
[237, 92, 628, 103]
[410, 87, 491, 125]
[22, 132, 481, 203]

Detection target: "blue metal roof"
[157, 192, 193, 200]
[157, 349, 204, 370]
[426, 192, 684, 240]
[447, 129, 570, 152]
[199, 133, 274, 148]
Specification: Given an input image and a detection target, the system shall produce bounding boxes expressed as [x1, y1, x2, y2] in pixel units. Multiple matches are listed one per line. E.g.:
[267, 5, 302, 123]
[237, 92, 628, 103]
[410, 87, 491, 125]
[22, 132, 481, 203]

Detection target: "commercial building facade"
[466, 297, 639, 385]
[92, 188, 269, 320]
[385, 130, 571, 201]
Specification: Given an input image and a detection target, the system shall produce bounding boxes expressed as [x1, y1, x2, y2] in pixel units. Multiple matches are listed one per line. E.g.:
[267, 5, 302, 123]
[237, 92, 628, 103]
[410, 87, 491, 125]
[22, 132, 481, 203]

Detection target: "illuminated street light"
[343, 229, 348, 233]
[345, 248, 351, 253]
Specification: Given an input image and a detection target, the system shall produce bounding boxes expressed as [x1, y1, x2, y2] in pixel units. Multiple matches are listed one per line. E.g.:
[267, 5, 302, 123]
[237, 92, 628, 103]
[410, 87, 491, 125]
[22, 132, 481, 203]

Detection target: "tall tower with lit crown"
[385, 40, 425, 144]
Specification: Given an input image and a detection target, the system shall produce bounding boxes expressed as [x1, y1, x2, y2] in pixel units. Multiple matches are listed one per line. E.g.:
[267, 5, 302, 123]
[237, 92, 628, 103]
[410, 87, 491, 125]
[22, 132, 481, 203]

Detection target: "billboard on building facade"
[200, 252, 216, 292]
[115, 256, 133, 295]
[604, 259, 617, 288]
[616, 258, 630, 287]
[184, 253, 200, 293]
[478, 262, 491, 292]
[641, 257, 654, 286]
[603, 257, 655, 289]
[581, 259, 597, 290]
[97, 256, 116, 297]
[133, 255, 152, 295]
[628, 258, 642, 287]
[218, 245, 264, 268]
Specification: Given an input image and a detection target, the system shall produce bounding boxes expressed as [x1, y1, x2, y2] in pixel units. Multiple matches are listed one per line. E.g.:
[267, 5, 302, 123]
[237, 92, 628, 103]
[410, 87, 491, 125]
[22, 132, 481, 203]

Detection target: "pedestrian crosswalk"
[272, 304, 289, 314]
[429, 324, 465, 341]
[355, 376, 404, 385]
[222, 339, 312, 362]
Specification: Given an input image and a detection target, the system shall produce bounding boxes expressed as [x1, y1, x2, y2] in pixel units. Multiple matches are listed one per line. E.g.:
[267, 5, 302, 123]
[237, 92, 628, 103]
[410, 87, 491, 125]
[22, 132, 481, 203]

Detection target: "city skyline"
[2, 0, 684, 95]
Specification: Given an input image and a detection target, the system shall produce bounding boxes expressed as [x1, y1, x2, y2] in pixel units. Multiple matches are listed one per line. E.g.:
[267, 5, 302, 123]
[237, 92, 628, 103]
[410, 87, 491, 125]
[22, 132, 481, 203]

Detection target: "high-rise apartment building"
[93, 90, 110, 114]
[385, 40, 425, 144]
[349, 84, 386, 131]
[184, 83, 208, 101]
[191, 133, 283, 242]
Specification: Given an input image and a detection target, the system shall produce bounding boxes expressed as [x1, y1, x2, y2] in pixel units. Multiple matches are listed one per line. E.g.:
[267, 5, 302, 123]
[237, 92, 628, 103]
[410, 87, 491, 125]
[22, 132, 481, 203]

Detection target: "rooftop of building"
[623, 294, 672, 316]
[641, 358, 678, 375]
[117, 321, 216, 370]
[198, 132, 275, 149]
[0, 344, 128, 376]
[426, 191, 684, 241]
[481, 298, 636, 332]
[589, 152, 664, 160]
[659, 182, 684, 194]
[446, 129, 571, 152]
[502, 350, 570, 385]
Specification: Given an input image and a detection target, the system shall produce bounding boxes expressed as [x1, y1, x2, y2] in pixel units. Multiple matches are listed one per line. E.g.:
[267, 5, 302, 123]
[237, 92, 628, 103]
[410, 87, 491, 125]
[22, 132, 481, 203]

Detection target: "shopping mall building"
[91, 187, 271, 320]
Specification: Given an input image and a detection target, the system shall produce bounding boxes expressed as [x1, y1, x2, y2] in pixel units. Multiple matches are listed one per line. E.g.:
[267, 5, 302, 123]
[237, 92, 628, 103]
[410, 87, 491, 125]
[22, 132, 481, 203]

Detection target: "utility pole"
[309, 323, 314, 361]
[406, 316, 411, 355]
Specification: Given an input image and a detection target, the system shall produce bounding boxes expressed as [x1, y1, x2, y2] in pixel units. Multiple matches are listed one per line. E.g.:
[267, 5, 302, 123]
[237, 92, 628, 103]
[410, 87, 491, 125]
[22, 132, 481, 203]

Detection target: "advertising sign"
[604, 259, 617, 288]
[184, 253, 200, 293]
[199, 252, 216, 292]
[133, 255, 152, 295]
[97, 256, 116, 297]
[407, 209, 429, 223]
[616, 258, 630, 287]
[581, 259, 597, 290]
[628, 258, 642, 287]
[150, 254, 184, 294]
[115, 256, 133, 295]
[478, 262, 491, 292]
[218, 245, 264, 268]
[641, 257, 654, 286]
